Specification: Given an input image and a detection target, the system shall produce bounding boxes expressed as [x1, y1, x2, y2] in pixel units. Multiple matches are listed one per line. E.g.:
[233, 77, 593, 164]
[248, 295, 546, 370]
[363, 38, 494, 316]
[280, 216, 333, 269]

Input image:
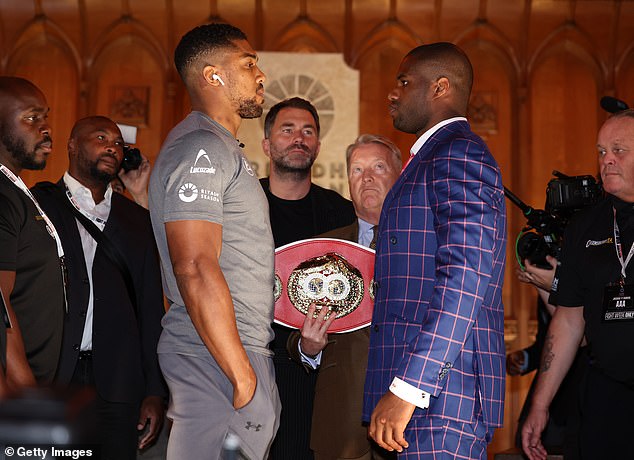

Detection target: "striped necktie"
[369, 225, 378, 250]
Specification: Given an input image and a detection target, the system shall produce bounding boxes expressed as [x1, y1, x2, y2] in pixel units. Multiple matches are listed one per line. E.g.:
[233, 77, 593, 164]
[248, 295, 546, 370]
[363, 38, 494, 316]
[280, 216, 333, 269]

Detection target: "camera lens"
[516, 232, 555, 269]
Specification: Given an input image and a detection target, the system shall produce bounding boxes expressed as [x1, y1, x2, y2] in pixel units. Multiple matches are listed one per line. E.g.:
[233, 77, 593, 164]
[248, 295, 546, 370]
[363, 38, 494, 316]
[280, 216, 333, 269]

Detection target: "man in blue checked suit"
[363, 42, 507, 459]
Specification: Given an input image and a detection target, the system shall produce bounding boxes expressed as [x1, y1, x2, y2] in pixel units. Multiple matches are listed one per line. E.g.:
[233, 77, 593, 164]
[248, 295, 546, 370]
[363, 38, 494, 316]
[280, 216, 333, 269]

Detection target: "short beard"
[238, 97, 264, 119]
[90, 164, 117, 184]
[1, 129, 48, 170]
[271, 144, 316, 177]
[275, 161, 312, 177]
[78, 153, 119, 185]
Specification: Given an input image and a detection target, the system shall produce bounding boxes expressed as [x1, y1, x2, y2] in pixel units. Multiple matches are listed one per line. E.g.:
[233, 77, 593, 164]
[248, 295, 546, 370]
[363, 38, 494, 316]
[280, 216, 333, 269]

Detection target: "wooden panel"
[529, 51, 599, 212]
[0, 0, 633, 454]
[465, 41, 520, 455]
[357, 43, 412, 159]
[616, 50, 634, 109]
[7, 37, 78, 187]
[89, 39, 165, 165]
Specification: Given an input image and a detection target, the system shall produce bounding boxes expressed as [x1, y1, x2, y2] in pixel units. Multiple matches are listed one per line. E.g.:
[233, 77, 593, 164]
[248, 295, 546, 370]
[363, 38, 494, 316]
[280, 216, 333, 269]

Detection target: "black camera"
[121, 145, 142, 172]
[505, 171, 602, 269]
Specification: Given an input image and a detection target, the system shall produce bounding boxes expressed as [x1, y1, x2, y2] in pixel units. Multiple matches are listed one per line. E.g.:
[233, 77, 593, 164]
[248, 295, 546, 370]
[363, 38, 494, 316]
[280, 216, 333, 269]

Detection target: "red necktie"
[401, 153, 414, 173]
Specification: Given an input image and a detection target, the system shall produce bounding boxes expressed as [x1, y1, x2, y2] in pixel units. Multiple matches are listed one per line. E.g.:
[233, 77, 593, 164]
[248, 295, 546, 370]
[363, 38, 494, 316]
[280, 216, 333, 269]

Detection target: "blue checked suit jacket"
[362, 120, 507, 436]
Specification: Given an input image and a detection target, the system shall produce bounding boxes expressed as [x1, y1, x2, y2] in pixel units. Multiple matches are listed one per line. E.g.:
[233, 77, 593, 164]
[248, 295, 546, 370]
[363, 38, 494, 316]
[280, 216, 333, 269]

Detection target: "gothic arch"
[350, 19, 418, 68]
[528, 21, 605, 86]
[614, 44, 634, 106]
[86, 21, 168, 163]
[88, 16, 169, 72]
[272, 16, 338, 53]
[454, 19, 521, 81]
[6, 15, 80, 77]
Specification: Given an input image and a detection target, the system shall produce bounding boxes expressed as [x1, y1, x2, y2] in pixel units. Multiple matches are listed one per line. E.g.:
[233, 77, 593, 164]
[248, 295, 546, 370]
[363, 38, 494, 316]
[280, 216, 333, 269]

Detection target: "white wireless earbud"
[212, 74, 225, 86]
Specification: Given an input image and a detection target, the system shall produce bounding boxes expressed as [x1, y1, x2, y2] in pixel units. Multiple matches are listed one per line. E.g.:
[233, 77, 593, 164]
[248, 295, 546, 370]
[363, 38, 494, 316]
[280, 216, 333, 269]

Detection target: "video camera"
[505, 171, 603, 269]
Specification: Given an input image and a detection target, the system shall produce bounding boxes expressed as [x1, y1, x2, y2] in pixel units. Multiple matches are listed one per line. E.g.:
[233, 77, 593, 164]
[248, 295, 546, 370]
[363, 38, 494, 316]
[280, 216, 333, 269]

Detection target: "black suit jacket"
[32, 180, 166, 403]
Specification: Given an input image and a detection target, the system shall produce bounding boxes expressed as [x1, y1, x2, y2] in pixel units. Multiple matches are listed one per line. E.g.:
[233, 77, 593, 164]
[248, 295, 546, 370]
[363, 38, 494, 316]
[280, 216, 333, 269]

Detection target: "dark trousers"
[269, 324, 316, 460]
[579, 365, 634, 460]
[71, 353, 140, 460]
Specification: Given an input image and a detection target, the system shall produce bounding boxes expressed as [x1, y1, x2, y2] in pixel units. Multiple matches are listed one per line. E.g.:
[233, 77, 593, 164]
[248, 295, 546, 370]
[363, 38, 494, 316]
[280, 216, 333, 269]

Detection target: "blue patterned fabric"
[363, 120, 507, 449]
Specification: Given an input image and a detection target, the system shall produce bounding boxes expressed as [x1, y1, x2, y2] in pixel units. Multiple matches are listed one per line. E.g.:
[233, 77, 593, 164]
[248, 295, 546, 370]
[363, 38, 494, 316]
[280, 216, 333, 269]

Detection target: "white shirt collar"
[410, 117, 467, 156]
[63, 171, 113, 219]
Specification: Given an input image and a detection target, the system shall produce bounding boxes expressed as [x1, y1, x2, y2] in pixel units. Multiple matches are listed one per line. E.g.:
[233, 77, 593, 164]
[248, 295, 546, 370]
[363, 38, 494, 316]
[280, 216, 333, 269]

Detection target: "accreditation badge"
[603, 282, 634, 322]
[274, 238, 375, 333]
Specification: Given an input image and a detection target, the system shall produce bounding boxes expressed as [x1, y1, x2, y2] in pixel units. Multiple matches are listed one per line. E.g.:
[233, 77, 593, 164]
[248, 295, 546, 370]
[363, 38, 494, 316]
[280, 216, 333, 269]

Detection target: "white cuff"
[389, 377, 430, 409]
[298, 338, 322, 369]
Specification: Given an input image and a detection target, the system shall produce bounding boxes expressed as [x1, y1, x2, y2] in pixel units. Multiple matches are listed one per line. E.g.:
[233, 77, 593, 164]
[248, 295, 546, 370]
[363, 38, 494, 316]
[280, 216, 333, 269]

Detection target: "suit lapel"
[383, 120, 468, 212]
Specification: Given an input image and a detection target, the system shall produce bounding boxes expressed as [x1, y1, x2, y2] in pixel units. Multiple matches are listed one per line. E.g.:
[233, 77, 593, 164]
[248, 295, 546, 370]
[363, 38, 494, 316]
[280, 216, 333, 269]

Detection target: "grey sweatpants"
[159, 350, 281, 460]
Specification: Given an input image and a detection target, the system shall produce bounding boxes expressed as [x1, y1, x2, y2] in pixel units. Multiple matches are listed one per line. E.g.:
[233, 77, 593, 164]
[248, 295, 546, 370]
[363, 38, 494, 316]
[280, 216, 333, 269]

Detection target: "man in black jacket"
[32, 116, 166, 460]
[260, 97, 355, 459]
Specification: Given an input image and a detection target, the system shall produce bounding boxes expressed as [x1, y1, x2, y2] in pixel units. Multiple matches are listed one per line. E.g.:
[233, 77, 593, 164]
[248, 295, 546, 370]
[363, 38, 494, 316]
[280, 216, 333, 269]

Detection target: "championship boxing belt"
[274, 238, 375, 333]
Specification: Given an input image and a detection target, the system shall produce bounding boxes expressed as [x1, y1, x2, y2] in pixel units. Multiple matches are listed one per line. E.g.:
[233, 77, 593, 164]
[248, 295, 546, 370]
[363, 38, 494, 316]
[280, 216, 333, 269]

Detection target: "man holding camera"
[522, 109, 634, 459]
[31, 116, 166, 460]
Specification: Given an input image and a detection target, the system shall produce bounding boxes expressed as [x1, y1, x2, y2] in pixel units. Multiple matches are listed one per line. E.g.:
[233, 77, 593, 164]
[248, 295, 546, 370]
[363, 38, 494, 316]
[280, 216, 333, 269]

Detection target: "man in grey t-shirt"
[148, 23, 280, 459]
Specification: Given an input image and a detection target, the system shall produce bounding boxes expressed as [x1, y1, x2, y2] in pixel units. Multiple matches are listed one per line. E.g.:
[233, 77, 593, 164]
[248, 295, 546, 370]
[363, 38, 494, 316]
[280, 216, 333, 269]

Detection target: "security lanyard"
[64, 184, 107, 228]
[613, 207, 634, 280]
[0, 163, 68, 313]
[0, 164, 64, 258]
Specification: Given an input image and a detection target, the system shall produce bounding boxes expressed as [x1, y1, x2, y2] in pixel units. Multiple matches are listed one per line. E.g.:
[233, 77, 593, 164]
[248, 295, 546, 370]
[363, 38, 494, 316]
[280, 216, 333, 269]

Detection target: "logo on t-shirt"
[242, 157, 254, 176]
[178, 183, 199, 202]
[586, 237, 613, 248]
[190, 149, 216, 174]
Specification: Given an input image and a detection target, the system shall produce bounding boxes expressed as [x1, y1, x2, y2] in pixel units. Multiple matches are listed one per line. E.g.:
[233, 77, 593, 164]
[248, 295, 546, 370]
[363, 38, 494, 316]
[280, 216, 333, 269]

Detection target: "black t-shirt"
[260, 178, 356, 249]
[265, 192, 316, 248]
[260, 178, 356, 356]
[553, 195, 634, 384]
[0, 174, 64, 383]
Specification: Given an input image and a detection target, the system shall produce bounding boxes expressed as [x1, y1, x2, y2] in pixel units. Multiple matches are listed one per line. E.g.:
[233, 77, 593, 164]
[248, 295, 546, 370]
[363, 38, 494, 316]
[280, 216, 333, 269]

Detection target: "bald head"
[388, 42, 474, 136]
[0, 77, 51, 174]
[597, 109, 634, 202]
[70, 115, 119, 140]
[68, 116, 124, 190]
[0, 76, 44, 104]
[406, 42, 473, 112]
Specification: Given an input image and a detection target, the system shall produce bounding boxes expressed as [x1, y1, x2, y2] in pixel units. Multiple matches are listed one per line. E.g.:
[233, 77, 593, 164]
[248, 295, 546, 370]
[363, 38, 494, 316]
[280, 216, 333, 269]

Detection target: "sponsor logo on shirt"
[178, 183, 198, 202]
[190, 149, 216, 174]
[586, 237, 613, 248]
[199, 188, 221, 203]
[242, 157, 254, 176]
[178, 182, 221, 204]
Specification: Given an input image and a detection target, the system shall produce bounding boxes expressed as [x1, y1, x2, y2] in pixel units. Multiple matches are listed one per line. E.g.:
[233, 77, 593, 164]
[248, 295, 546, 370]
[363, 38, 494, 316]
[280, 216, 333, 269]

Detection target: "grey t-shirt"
[149, 111, 274, 356]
